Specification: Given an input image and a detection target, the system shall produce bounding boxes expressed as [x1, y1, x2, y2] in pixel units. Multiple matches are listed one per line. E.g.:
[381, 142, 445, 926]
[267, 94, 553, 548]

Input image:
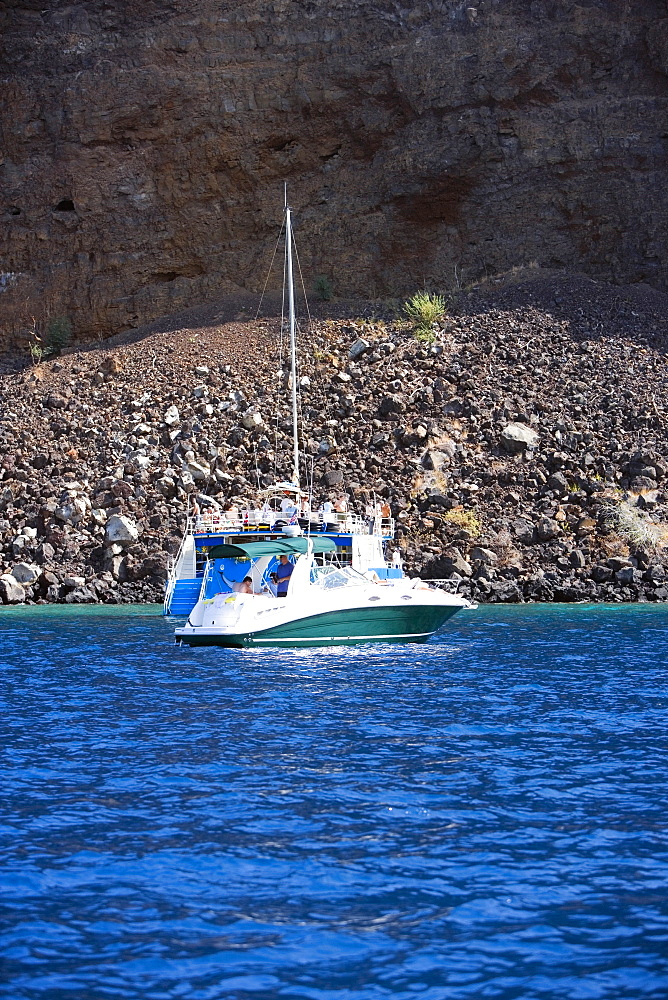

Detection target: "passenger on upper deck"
[223, 502, 239, 523]
[280, 495, 298, 517]
[318, 498, 336, 531]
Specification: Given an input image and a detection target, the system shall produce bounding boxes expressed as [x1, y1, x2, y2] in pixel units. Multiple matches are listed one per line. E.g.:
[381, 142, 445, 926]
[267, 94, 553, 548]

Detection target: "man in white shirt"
[280, 495, 297, 517]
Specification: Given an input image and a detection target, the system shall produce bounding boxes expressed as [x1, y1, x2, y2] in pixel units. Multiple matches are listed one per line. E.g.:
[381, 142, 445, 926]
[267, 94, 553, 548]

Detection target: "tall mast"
[285, 199, 300, 488]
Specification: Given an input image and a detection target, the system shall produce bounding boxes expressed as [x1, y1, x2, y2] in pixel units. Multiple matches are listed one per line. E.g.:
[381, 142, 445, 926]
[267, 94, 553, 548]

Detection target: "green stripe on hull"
[178, 603, 462, 648]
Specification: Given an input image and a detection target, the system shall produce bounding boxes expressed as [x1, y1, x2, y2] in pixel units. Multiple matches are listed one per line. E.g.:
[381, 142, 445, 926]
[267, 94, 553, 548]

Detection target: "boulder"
[608, 556, 633, 571]
[186, 460, 211, 481]
[241, 409, 263, 430]
[547, 472, 569, 496]
[511, 518, 536, 544]
[11, 562, 41, 584]
[0, 574, 26, 604]
[35, 542, 56, 564]
[54, 498, 87, 524]
[501, 423, 539, 454]
[575, 516, 597, 536]
[442, 547, 473, 577]
[349, 338, 370, 359]
[536, 517, 561, 541]
[104, 514, 140, 545]
[488, 579, 523, 602]
[470, 546, 498, 565]
[378, 394, 405, 418]
[11, 535, 28, 557]
[65, 587, 97, 603]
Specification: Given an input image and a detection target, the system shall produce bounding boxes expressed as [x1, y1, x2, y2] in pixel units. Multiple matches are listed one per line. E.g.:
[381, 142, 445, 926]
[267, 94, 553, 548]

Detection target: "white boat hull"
[175, 581, 473, 648]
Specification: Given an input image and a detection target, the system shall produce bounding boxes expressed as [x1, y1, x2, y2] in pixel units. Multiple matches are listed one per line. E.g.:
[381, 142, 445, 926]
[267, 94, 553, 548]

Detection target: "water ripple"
[1, 603, 667, 999]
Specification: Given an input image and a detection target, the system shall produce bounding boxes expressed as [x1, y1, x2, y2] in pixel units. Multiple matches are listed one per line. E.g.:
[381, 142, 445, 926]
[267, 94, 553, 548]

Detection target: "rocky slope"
[2, 1, 668, 344]
[1, 269, 668, 606]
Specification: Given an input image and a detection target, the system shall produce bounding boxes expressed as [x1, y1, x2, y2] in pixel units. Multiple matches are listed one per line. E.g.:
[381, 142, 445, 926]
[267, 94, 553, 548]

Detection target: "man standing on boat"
[274, 555, 294, 597]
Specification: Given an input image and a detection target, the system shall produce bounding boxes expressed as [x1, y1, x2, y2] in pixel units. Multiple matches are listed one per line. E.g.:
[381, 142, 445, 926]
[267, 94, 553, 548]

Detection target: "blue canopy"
[207, 537, 336, 559]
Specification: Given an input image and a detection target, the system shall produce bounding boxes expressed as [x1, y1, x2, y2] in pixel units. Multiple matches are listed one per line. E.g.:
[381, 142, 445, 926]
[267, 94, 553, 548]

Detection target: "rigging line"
[291, 230, 312, 487]
[273, 234, 288, 481]
[291, 307, 307, 486]
[292, 234, 314, 334]
[254, 219, 286, 321]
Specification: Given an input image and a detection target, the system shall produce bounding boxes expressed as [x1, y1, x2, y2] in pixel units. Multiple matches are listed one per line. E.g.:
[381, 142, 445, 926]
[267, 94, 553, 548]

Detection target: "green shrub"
[314, 275, 333, 301]
[46, 315, 72, 355]
[600, 499, 667, 553]
[403, 291, 446, 337]
[443, 508, 482, 538]
[414, 327, 437, 344]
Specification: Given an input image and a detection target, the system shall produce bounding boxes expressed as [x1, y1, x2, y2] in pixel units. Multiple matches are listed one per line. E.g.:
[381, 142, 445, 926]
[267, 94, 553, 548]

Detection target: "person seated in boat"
[334, 495, 347, 514]
[232, 576, 254, 594]
[272, 554, 294, 597]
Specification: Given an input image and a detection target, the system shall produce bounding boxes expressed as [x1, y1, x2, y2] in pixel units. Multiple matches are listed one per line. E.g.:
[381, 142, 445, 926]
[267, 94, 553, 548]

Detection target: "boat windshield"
[310, 565, 369, 591]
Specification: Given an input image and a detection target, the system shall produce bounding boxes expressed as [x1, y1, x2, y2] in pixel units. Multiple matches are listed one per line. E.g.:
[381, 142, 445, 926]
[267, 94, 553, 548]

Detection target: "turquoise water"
[1, 603, 667, 999]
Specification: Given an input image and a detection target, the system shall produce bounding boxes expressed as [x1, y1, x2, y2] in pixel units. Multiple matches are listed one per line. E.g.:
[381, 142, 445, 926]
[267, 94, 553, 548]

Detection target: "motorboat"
[171, 195, 476, 646]
[175, 535, 472, 647]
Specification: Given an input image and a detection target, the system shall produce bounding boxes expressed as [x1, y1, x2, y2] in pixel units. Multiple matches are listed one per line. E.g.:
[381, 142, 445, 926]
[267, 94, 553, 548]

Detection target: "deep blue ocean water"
[1, 603, 667, 1000]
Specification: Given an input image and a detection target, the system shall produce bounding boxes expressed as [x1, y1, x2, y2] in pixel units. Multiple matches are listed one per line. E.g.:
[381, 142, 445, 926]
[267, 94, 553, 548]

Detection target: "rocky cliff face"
[2, 0, 668, 344]
[2, 271, 668, 606]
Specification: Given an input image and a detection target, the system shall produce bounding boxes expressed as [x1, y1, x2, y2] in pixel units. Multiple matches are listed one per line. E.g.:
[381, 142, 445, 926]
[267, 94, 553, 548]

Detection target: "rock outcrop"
[1, 268, 668, 605]
[1, 1, 667, 344]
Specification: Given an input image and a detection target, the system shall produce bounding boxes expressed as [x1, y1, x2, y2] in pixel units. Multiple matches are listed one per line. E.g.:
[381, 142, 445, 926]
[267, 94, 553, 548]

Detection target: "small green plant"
[443, 508, 482, 538]
[26, 320, 44, 364]
[314, 275, 333, 301]
[404, 291, 446, 338]
[45, 315, 72, 355]
[414, 327, 437, 344]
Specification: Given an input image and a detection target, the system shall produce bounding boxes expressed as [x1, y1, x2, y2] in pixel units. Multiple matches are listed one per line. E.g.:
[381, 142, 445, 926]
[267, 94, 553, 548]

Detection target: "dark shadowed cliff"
[1, 0, 668, 344]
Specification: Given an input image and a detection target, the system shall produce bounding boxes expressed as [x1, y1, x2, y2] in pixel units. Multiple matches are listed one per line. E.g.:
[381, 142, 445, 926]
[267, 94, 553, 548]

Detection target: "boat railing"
[188, 508, 395, 537]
